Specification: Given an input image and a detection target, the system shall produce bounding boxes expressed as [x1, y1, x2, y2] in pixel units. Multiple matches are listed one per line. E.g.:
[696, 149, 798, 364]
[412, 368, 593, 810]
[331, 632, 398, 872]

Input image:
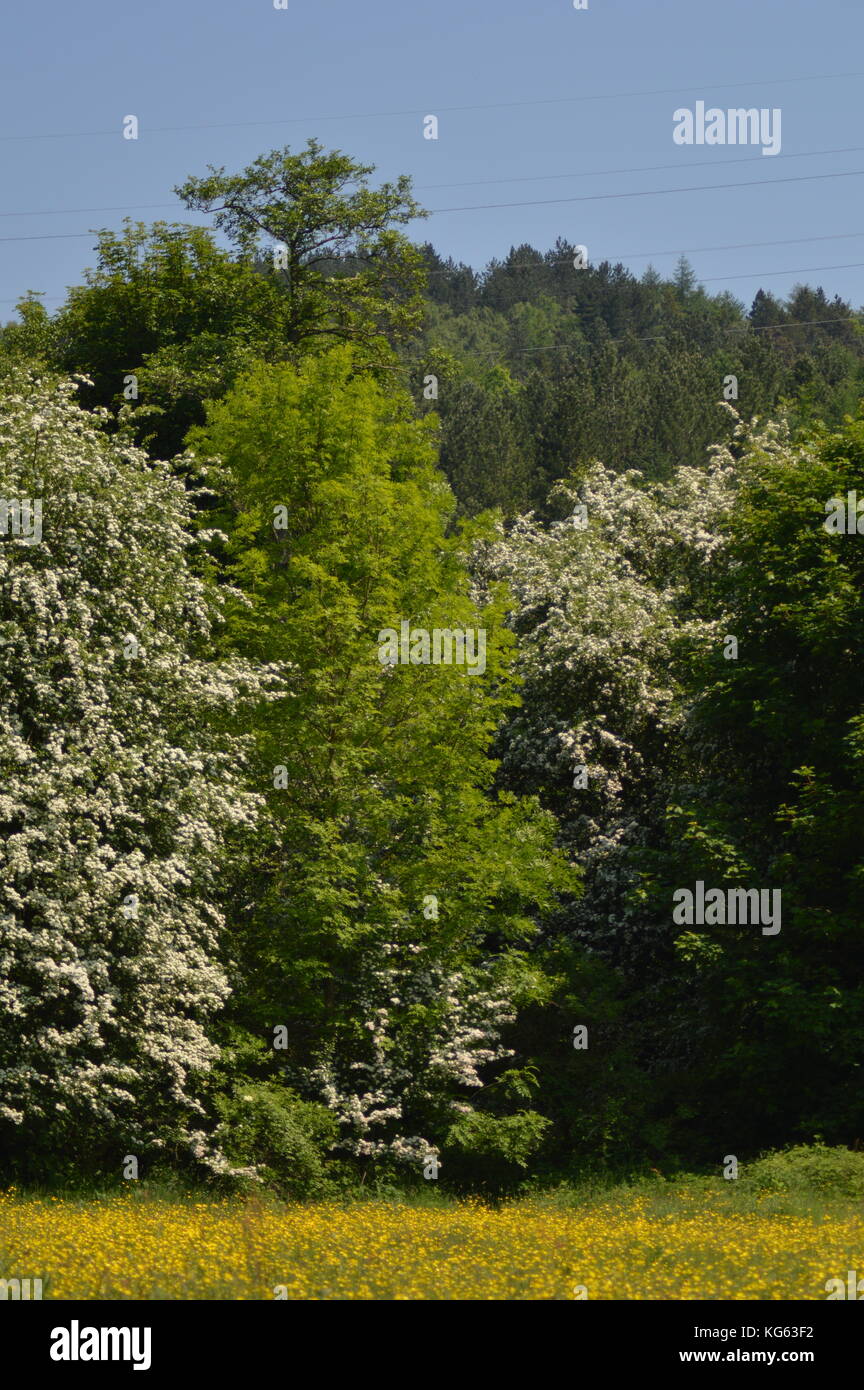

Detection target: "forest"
[1, 138, 862, 1199]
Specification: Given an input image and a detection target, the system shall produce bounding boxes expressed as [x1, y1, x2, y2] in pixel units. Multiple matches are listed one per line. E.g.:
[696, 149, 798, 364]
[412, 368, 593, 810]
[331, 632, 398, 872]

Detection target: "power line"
[2, 168, 863, 249]
[0, 294, 63, 304]
[0, 202, 180, 221]
[0, 70, 860, 143]
[623, 231, 864, 260]
[416, 144, 864, 192]
[429, 166, 864, 214]
[0, 226, 209, 245]
[3, 142, 864, 224]
[4, 261, 861, 318]
[473, 313, 863, 367]
[423, 231, 864, 278]
[702, 261, 864, 283]
[4, 241, 864, 309]
[0, 240, 849, 305]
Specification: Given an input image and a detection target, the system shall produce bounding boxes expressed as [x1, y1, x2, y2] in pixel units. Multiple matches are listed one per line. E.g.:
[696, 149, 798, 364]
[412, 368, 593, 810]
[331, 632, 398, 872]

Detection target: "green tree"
[671, 254, 700, 301]
[53, 221, 277, 454]
[176, 139, 427, 354]
[0, 295, 57, 366]
[438, 369, 533, 517]
[659, 409, 864, 1150]
[190, 347, 573, 1180]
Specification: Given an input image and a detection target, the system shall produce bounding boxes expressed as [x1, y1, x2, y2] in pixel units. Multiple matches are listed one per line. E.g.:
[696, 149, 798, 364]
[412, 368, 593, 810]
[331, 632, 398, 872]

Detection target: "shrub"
[213, 1083, 338, 1198]
[743, 1144, 864, 1199]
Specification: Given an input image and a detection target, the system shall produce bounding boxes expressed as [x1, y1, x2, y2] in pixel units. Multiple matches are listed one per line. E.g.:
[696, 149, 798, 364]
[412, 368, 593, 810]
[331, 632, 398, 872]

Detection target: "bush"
[743, 1144, 864, 1199]
[442, 1109, 553, 1190]
[213, 1084, 338, 1199]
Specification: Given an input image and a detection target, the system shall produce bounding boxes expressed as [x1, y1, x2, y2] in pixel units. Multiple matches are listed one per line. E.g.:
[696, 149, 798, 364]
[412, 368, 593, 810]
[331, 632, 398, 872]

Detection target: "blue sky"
[1, 0, 863, 316]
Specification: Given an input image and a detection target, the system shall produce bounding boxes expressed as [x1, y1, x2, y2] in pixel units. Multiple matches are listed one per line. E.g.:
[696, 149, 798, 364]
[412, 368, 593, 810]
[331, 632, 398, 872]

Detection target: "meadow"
[1, 1178, 861, 1301]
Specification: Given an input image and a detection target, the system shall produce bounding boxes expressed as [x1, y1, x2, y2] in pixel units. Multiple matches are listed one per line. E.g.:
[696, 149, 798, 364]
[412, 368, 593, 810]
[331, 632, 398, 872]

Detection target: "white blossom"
[0, 371, 285, 1165]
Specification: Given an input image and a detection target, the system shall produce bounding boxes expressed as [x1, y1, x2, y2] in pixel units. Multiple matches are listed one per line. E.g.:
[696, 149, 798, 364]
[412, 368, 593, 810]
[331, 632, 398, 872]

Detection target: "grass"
[0, 1177, 861, 1300]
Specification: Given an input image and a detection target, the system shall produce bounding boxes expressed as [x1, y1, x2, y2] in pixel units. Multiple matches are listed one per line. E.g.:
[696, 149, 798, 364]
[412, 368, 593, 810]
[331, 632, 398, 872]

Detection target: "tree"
[438, 370, 534, 517]
[0, 370, 272, 1179]
[487, 403, 864, 1165]
[0, 296, 57, 366]
[52, 221, 279, 455]
[671, 255, 699, 300]
[175, 139, 428, 353]
[189, 347, 573, 1180]
[658, 408, 864, 1149]
[483, 451, 737, 1164]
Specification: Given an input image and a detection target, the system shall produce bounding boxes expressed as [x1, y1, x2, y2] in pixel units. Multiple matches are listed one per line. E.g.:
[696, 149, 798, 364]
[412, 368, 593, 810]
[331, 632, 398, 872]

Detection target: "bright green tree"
[190, 347, 573, 1179]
